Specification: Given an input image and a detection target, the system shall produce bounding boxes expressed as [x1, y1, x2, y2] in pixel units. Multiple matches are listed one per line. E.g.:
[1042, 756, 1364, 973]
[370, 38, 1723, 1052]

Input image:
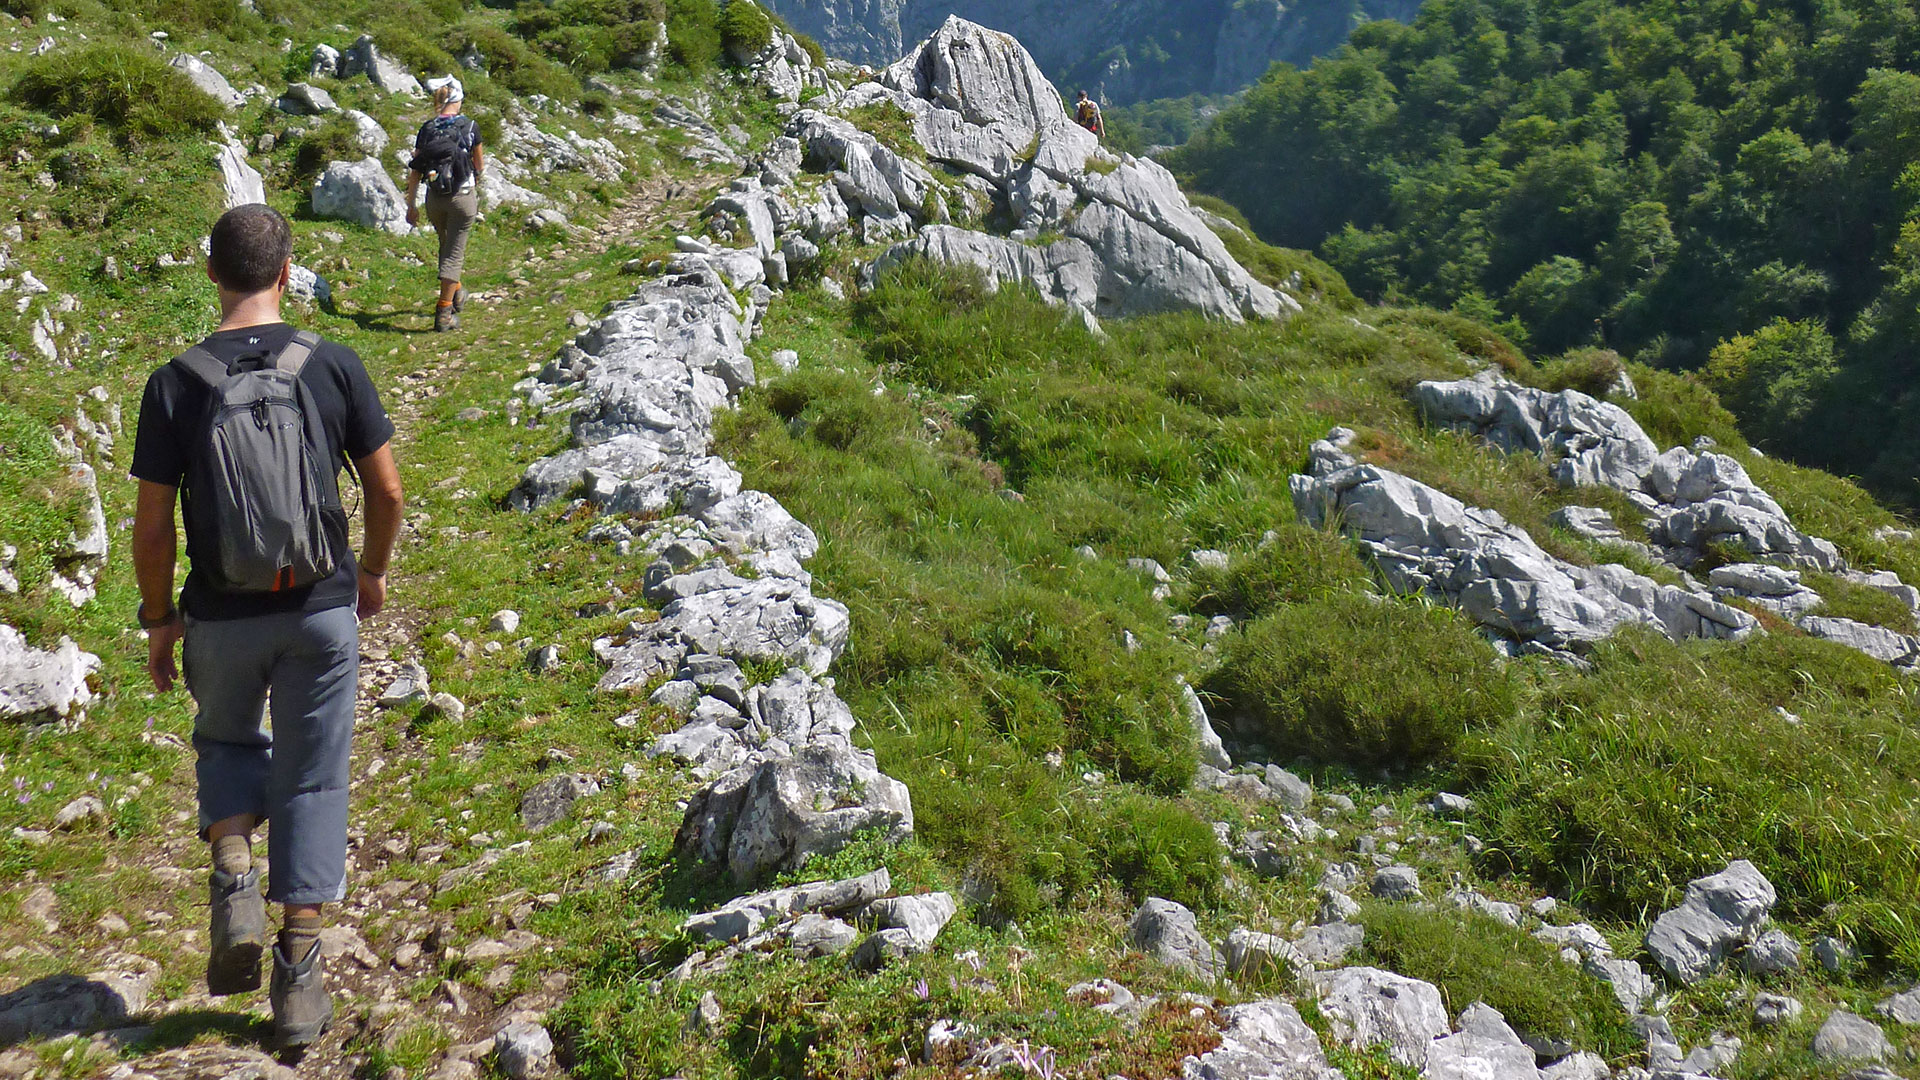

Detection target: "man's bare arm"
[132, 480, 184, 690]
[353, 442, 404, 619]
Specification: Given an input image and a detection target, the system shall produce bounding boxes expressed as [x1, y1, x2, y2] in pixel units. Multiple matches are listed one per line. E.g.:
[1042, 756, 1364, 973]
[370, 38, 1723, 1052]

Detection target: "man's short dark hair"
[208, 204, 293, 293]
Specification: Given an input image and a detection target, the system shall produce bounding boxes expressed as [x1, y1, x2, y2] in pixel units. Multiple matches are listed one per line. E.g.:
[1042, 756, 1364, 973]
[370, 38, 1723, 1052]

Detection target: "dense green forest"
[1173, 0, 1920, 502]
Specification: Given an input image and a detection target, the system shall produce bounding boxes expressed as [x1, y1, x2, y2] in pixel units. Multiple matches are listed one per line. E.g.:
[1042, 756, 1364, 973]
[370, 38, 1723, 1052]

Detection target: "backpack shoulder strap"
[274, 331, 321, 375]
[172, 346, 230, 389]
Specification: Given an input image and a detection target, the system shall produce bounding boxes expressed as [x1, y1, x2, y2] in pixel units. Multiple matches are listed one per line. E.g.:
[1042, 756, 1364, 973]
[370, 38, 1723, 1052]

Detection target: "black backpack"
[412, 115, 475, 196]
[173, 333, 351, 593]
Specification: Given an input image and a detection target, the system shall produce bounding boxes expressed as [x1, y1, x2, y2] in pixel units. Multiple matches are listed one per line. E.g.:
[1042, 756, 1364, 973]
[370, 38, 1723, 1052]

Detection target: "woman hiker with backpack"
[405, 76, 484, 332]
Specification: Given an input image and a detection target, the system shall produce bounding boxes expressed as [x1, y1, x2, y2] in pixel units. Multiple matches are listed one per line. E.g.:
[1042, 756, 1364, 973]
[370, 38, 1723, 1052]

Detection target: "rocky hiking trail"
[0, 173, 727, 1080]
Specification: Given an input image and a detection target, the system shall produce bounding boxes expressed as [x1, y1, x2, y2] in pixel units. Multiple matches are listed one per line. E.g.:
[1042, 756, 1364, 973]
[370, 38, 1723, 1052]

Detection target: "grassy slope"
[0, 4, 1917, 1080]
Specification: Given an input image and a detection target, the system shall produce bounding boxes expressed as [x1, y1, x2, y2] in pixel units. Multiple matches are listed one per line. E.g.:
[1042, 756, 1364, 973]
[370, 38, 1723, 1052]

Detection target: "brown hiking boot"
[435, 305, 459, 332]
[270, 941, 333, 1050]
[207, 866, 266, 995]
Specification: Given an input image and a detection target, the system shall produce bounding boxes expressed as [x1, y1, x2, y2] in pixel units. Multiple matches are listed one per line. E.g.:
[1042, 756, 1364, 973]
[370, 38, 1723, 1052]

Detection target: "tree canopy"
[1173, 0, 1920, 501]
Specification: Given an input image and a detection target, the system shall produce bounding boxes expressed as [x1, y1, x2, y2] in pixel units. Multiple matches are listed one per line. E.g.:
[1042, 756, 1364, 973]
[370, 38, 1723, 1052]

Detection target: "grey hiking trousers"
[184, 606, 358, 904]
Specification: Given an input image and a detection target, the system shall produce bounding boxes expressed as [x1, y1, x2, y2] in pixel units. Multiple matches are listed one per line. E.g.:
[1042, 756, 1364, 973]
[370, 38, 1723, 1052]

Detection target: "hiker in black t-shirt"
[130, 204, 404, 1051]
[405, 75, 485, 332]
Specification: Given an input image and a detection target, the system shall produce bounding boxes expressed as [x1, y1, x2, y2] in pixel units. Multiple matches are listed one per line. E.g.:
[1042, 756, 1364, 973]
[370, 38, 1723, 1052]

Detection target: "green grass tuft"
[10, 44, 224, 139]
[1202, 597, 1520, 767]
[1359, 902, 1635, 1057]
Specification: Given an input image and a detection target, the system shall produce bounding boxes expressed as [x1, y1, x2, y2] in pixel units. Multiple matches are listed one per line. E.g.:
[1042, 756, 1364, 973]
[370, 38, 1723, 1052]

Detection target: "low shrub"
[511, 0, 663, 71]
[291, 116, 367, 181]
[107, 0, 253, 34]
[452, 24, 580, 101]
[1190, 194, 1357, 309]
[11, 44, 223, 139]
[663, 0, 722, 71]
[374, 24, 458, 78]
[1804, 571, 1917, 634]
[1533, 347, 1627, 398]
[1360, 903, 1634, 1057]
[1618, 363, 1747, 452]
[1376, 308, 1528, 375]
[842, 101, 923, 162]
[1202, 597, 1518, 767]
[1186, 522, 1372, 619]
[717, 0, 772, 61]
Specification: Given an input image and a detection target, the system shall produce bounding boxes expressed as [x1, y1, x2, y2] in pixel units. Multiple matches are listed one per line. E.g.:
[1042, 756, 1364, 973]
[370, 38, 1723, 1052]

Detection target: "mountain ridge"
[757, 0, 1422, 104]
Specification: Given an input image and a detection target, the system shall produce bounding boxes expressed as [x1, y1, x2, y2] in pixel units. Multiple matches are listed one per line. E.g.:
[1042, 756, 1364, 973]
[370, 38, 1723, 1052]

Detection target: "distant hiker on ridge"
[1074, 90, 1104, 138]
[405, 75, 484, 332]
[131, 203, 404, 1051]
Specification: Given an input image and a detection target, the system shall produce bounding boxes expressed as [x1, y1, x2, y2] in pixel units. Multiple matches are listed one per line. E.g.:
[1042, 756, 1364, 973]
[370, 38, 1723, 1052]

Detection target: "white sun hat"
[425, 74, 464, 103]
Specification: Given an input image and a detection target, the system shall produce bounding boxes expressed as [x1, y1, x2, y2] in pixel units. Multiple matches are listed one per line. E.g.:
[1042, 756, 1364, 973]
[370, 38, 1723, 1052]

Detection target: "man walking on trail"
[1074, 90, 1104, 138]
[130, 203, 404, 1051]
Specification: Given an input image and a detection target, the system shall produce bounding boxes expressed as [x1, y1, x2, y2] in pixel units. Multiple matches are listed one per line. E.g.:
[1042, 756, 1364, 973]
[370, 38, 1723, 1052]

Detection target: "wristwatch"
[136, 603, 180, 630]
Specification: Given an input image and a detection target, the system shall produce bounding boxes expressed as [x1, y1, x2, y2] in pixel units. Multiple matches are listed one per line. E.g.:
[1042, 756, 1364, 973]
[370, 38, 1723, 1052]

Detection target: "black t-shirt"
[131, 323, 394, 622]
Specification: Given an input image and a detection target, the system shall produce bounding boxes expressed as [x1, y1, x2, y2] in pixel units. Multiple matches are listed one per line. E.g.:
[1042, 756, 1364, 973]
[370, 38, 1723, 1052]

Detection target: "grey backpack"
[172, 332, 351, 593]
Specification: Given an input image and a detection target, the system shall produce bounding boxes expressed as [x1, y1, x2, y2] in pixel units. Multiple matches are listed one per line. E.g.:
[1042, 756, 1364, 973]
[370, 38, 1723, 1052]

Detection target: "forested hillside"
[1175, 0, 1920, 501]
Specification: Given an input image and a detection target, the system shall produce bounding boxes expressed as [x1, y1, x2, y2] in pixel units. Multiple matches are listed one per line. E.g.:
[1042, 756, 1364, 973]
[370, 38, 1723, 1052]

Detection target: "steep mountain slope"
[757, 0, 1423, 103]
[0, 2, 1918, 1080]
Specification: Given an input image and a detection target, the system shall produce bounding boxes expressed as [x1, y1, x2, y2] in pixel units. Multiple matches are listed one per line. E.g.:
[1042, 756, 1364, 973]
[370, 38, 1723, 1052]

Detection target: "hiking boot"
[269, 941, 333, 1050]
[451, 286, 466, 313]
[206, 866, 266, 995]
[435, 305, 459, 332]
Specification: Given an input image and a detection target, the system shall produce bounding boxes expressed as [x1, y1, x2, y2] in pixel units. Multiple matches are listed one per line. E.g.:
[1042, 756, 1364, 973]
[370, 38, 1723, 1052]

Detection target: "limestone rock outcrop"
[0, 624, 99, 725]
[513, 173, 913, 885]
[1291, 450, 1756, 657]
[1644, 860, 1777, 985]
[1417, 371, 1920, 669]
[804, 18, 1292, 322]
[310, 158, 410, 234]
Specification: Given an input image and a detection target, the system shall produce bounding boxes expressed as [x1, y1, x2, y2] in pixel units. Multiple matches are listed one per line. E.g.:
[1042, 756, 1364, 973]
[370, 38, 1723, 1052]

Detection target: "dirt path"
[80, 173, 716, 1080]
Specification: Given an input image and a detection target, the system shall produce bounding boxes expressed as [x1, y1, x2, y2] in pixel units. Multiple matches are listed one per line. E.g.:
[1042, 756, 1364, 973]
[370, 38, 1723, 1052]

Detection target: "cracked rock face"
[0, 624, 99, 725]
[808, 17, 1291, 323]
[1182, 998, 1343, 1080]
[1312, 966, 1449, 1069]
[676, 739, 914, 885]
[1644, 859, 1777, 985]
[1410, 373, 1920, 671]
[1291, 459, 1756, 656]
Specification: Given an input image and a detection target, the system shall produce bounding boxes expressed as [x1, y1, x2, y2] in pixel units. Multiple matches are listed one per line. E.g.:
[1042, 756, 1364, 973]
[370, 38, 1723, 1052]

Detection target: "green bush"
[1703, 318, 1839, 452]
[1190, 194, 1357, 308]
[291, 116, 367, 181]
[1804, 572, 1917, 635]
[1617, 363, 1748, 453]
[1202, 597, 1518, 767]
[717, 0, 772, 61]
[842, 101, 923, 162]
[452, 24, 579, 101]
[1533, 347, 1628, 398]
[107, 0, 253, 34]
[1360, 903, 1634, 1056]
[10, 44, 223, 139]
[1376, 308, 1528, 375]
[663, 0, 722, 71]
[1186, 522, 1372, 619]
[374, 24, 458, 78]
[511, 0, 663, 71]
